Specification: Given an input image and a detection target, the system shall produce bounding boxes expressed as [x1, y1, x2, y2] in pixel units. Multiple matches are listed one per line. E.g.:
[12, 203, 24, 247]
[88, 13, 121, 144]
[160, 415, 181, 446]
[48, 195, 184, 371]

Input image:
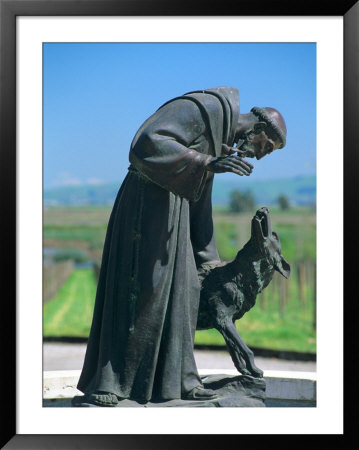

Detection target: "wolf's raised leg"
[221, 333, 249, 375]
[217, 320, 263, 378]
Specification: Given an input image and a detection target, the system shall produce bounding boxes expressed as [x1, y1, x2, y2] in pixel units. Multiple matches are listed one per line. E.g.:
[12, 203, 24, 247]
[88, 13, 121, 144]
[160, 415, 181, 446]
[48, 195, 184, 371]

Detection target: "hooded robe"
[77, 87, 240, 402]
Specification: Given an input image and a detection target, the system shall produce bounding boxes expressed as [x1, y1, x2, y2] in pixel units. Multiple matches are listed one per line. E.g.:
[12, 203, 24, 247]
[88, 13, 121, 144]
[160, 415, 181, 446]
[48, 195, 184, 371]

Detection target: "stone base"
[71, 374, 266, 408]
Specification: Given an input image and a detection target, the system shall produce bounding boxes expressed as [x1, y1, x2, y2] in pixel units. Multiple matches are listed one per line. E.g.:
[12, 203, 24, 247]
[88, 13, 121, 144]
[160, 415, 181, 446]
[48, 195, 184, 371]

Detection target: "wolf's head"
[238, 207, 291, 280]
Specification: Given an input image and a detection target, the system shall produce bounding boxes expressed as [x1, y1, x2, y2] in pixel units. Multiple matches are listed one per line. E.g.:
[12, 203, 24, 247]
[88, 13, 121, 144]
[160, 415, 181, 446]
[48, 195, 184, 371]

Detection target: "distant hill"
[44, 183, 120, 207]
[212, 175, 316, 207]
[44, 174, 316, 207]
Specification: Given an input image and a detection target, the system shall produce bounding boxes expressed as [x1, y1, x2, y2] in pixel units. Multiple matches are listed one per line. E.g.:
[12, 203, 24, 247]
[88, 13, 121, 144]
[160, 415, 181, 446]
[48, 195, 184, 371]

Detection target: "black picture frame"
[1, 0, 355, 448]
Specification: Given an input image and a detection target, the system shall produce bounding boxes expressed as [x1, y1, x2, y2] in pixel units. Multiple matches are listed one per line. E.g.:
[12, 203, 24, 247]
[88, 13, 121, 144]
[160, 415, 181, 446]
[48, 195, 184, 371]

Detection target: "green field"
[196, 269, 316, 352]
[44, 205, 315, 262]
[43, 205, 316, 353]
[212, 206, 316, 261]
[43, 268, 316, 353]
[43, 269, 97, 337]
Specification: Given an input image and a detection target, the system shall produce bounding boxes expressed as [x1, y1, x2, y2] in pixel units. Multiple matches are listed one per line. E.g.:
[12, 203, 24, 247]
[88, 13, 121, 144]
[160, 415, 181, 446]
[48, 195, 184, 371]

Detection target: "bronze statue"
[75, 87, 287, 407]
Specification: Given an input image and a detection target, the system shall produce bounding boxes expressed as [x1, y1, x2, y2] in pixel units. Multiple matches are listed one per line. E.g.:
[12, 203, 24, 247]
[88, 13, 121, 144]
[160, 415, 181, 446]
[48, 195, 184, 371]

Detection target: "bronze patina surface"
[74, 87, 288, 407]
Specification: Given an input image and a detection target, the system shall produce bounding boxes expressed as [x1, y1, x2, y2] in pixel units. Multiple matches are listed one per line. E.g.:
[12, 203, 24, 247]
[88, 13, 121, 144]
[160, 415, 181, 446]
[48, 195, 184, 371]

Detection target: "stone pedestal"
[71, 374, 266, 407]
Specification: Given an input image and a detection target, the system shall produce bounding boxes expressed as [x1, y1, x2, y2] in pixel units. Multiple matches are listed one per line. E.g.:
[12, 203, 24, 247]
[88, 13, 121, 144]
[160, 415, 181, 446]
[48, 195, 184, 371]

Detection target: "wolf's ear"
[275, 256, 291, 279]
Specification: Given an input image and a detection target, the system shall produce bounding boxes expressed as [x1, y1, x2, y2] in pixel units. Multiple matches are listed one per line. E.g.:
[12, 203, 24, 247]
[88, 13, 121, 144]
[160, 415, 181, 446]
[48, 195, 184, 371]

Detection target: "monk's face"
[239, 125, 282, 160]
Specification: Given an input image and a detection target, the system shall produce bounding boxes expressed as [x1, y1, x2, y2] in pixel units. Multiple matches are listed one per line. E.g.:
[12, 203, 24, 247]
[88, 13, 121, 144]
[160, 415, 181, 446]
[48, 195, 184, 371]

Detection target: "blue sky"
[43, 43, 316, 189]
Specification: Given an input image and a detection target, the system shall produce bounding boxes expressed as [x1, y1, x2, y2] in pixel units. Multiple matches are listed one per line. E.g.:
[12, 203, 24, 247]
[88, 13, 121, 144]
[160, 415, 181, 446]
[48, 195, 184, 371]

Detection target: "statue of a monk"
[76, 87, 287, 406]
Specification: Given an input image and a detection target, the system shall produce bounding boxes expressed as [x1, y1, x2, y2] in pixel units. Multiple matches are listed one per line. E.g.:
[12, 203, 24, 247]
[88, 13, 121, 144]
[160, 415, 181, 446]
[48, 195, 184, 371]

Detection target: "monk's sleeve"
[129, 99, 213, 202]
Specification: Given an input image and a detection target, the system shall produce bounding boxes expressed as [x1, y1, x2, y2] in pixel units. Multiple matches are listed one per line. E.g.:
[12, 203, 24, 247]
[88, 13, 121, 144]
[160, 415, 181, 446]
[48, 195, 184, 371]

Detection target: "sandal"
[88, 391, 120, 407]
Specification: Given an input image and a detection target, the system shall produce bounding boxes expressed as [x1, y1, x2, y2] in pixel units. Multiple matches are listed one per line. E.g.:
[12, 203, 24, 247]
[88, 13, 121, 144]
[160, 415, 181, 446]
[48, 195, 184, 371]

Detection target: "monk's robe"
[77, 87, 240, 402]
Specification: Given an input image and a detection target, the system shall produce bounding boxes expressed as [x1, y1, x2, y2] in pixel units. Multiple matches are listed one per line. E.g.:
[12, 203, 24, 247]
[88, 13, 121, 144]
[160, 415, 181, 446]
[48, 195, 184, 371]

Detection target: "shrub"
[277, 194, 291, 210]
[229, 189, 255, 213]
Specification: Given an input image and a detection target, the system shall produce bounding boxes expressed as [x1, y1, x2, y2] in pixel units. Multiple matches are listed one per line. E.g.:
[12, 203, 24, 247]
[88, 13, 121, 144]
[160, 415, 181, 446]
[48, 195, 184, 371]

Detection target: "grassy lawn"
[44, 268, 316, 353]
[43, 268, 97, 337]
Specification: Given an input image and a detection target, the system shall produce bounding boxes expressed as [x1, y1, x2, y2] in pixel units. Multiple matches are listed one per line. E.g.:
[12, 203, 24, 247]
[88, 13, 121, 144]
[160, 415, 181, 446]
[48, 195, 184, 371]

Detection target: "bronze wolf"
[197, 207, 291, 378]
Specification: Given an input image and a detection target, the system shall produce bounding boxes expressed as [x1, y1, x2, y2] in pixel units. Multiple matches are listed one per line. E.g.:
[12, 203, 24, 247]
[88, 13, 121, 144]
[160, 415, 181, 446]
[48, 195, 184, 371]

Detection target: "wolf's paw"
[249, 366, 264, 378]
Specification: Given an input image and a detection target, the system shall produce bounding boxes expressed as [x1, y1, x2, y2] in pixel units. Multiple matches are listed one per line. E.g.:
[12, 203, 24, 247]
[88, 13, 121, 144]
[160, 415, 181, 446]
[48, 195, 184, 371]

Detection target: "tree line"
[229, 189, 291, 213]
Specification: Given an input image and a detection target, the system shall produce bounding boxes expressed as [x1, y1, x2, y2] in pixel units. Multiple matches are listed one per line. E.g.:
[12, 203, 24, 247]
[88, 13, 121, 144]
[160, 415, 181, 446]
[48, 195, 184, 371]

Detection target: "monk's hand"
[221, 144, 237, 155]
[205, 154, 254, 176]
[221, 145, 250, 158]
